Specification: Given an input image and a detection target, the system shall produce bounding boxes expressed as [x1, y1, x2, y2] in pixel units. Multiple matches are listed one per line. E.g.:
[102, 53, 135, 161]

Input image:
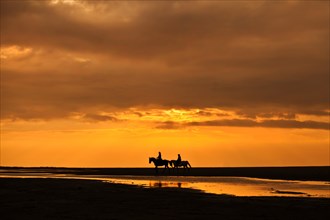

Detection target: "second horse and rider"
[149, 152, 192, 173]
[158, 152, 181, 168]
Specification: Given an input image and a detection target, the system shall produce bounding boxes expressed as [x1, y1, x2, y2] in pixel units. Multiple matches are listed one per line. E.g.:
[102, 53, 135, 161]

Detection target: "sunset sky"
[1, 0, 329, 167]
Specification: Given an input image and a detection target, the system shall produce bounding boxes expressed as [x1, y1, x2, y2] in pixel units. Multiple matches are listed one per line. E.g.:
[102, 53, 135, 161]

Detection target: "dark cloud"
[1, 65, 328, 120]
[83, 113, 118, 122]
[258, 113, 296, 120]
[298, 110, 330, 117]
[1, 1, 329, 122]
[261, 120, 329, 130]
[236, 111, 296, 120]
[133, 112, 144, 117]
[195, 110, 216, 117]
[155, 121, 183, 130]
[186, 119, 329, 130]
[1, 1, 328, 63]
[193, 110, 230, 118]
[188, 119, 257, 128]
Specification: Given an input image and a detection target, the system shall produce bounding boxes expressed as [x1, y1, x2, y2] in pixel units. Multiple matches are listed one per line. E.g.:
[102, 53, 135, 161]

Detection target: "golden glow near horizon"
[1, 0, 329, 167]
[1, 108, 329, 167]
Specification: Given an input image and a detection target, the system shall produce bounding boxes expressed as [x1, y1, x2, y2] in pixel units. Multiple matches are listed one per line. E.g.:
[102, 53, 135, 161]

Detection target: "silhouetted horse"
[170, 160, 191, 170]
[149, 157, 170, 174]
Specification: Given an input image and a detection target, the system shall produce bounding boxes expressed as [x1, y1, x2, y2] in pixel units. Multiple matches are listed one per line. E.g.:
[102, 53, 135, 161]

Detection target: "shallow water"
[100, 175, 330, 198]
[1, 171, 329, 198]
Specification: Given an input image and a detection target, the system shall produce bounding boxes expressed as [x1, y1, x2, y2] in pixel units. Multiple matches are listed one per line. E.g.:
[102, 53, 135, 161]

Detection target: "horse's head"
[149, 157, 153, 164]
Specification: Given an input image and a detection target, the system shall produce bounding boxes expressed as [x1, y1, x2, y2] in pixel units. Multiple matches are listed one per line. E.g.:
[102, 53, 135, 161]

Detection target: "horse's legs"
[166, 165, 171, 174]
[186, 164, 190, 172]
[171, 165, 175, 174]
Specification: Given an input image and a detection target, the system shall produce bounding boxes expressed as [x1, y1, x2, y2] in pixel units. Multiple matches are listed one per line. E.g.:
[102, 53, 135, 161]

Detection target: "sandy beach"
[1, 177, 329, 220]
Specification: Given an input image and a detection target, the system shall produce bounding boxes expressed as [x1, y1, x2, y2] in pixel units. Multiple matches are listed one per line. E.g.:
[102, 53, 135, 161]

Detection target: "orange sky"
[0, 0, 329, 167]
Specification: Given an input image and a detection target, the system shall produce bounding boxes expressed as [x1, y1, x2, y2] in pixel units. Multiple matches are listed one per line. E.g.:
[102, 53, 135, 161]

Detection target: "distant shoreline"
[1, 166, 329, 181]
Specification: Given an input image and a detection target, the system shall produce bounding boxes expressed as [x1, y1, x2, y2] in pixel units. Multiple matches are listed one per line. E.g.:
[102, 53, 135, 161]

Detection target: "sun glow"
[1, 0, 328, 167]
[0, 46, 33, 59]
[50, 0, 77, 5]
[1, 107, 329, 167]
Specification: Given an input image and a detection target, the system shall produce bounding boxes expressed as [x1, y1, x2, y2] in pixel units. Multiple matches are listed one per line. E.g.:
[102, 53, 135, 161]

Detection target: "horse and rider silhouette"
[149, 152, 191, 173]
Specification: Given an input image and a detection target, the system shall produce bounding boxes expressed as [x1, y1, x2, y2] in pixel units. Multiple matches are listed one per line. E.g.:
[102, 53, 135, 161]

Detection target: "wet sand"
[2, 166, 329, 181]
[0, 177, 329, 220]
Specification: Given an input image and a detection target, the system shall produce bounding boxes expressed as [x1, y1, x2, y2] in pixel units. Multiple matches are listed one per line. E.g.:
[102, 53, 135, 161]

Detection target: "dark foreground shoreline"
[1, 166, 329, 181]
[0, 177, 329, 220]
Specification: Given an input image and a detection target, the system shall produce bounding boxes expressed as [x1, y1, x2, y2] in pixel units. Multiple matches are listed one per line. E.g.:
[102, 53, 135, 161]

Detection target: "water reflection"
[149, 181, 183, 188]
[1, 172, 329, 198]
[104, 176, 329, 198]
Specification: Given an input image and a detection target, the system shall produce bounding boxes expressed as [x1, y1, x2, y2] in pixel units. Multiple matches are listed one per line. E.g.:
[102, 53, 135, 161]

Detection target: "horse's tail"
[187, 161, 191, 168]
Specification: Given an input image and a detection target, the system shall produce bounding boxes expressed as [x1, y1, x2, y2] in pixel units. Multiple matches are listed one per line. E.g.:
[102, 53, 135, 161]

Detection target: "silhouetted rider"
[177, 154, 181, 165]
[157, 152, 162, 161]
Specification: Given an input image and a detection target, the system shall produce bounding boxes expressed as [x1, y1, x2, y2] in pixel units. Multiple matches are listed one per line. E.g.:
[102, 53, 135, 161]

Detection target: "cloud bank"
[1, 1, 329, 128]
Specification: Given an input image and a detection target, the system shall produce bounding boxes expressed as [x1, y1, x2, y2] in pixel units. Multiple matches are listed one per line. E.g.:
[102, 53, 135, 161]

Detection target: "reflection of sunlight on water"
[101, 176, 329, 198]
[1, 172, 329, 198]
